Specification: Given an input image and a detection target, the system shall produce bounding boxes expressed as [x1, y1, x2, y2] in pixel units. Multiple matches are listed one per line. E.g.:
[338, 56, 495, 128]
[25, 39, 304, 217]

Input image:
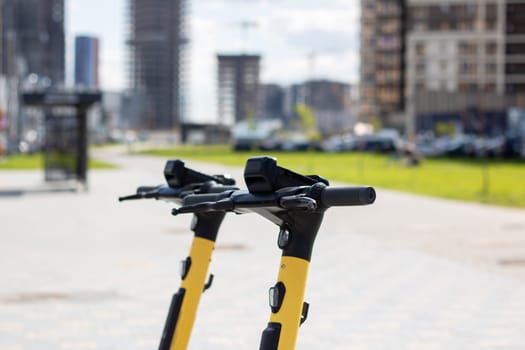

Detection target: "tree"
[295, 103, 320, 141]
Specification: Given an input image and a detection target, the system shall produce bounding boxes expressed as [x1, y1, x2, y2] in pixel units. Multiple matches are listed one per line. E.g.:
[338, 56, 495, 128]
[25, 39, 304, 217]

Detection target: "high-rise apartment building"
[217, 54, 261, 125]
[127, 0, 188, 129]
[0, 0, 65, 84]
[74, 35, 99, 89]
[359, 0, 406, 129]
[505, 2, 525, 95]
[405, 0, 525, 135]
[406, 2, 506, 96]
[361, 0, 525, 135]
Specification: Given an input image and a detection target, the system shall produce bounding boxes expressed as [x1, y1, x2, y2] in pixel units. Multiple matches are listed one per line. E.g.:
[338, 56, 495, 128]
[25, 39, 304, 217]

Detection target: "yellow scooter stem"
[168, 237, 215, 350]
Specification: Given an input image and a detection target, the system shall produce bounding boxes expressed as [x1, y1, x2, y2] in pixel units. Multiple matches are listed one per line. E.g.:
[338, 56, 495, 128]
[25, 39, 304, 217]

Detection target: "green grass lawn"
[141, 145, 525, 208]
[0, 153, 116, 170]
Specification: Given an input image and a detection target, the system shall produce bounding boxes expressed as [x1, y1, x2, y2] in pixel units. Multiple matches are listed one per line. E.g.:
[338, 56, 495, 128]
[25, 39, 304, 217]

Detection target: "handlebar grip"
[136, 186, 158, 193]
[321, 186, 376, 207]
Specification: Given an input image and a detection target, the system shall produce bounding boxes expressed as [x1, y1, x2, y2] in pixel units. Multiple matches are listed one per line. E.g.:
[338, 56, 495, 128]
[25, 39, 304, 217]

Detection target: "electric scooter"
[172, 156, 376, 350]
[119, 160, 238, 350]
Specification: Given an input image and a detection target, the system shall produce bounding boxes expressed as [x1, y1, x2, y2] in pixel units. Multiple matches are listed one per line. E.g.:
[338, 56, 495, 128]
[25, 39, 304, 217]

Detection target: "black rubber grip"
[321, 186, 376, 207]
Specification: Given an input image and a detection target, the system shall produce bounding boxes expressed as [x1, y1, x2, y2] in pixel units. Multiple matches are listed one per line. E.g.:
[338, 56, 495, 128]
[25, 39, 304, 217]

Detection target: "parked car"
[321, 135, 356, 152]
[473, 136, 506, 158]
[258, 138, 283, 151]
[281, 138, 321, 151]
[441, 135, 476, 157]
[354, 134, 397, 153]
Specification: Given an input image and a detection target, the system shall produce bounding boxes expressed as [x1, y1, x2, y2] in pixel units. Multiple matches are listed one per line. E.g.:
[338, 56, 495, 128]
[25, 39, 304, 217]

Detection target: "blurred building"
[504, 2, 525, 95]
[0, 0, 65, 84]
[258, 83, 285, 121]
[0, 0, 64, 150]
[0, 0, 5, 147]
[120, 89, 146, 130]
[0, 75, 6, 154]
[0, 0, 3, 79]
[360, 0, 525, 136]
[127, 0, 188, 130]
[287, 79, 355, 134]
[217, 54, 261, 125]
[100, 91, 122, 134]
[359, 0, 406, 129]
[74, 35, 99, 89]
[300, 80, 352, 111]
[405, 0, 525, 136]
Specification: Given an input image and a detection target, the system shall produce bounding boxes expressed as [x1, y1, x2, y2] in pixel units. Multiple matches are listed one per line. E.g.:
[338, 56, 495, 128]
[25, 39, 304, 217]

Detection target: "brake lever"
[172, 198, 235, 216]
[279, 195, 317, 211]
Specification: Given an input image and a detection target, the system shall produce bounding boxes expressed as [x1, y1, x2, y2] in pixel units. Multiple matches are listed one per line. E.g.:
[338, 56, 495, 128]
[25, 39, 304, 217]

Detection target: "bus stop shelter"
[21, 90, 101, 188]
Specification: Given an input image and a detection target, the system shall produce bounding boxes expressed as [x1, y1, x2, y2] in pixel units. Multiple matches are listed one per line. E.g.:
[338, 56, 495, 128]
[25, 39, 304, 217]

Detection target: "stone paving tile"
[1, 152, 525, 349]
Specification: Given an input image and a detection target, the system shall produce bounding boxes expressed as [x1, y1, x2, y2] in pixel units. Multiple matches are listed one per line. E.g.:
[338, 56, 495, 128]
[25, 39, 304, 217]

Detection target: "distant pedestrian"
[403, 142, 421, 167]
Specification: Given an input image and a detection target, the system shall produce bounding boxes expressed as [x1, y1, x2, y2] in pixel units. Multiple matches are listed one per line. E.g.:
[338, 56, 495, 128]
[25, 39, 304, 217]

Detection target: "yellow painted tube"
[170, 237, 215, 350]
[269, 256, 310, 350]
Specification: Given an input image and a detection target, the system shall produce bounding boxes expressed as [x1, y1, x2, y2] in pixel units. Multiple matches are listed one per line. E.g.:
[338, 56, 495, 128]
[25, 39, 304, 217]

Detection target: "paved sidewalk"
[1, 150, 524, 349]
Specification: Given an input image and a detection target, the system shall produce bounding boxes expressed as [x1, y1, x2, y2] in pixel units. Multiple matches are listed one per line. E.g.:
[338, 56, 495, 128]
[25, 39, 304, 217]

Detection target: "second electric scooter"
[119, 159, 238, 350]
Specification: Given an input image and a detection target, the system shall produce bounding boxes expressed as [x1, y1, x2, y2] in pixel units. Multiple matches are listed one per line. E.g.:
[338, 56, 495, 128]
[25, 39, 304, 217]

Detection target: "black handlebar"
[119, 159, 239, 204]
[120, 182, 240, 202]
[118, 193, 144, 201]
[136, 185, 158, 193]
[172, 183, 375, 216]
[119, 185, 183, 202]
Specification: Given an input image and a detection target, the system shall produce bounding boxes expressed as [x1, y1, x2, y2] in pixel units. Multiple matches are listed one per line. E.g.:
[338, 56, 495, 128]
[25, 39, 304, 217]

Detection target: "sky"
[66, 0, 360, 123]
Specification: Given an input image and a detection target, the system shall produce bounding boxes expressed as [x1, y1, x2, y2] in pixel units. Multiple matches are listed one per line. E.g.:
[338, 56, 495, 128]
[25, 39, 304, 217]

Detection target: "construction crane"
[238, 20, 258, 52]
